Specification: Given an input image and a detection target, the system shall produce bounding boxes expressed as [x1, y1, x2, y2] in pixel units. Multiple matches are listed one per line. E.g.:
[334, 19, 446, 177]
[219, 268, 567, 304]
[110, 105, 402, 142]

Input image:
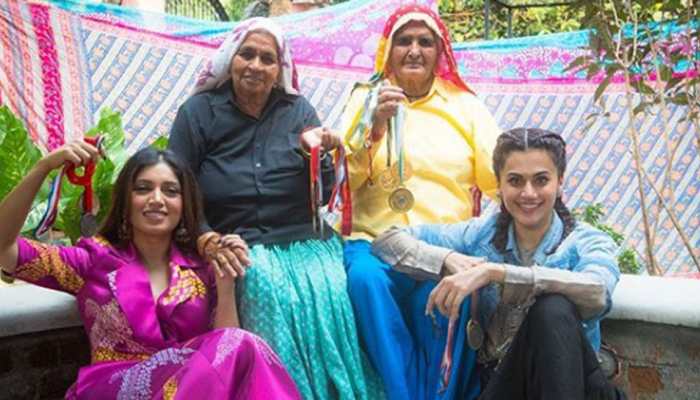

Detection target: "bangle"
[196, 232, 220, 257]
[1, 268, 15, 284]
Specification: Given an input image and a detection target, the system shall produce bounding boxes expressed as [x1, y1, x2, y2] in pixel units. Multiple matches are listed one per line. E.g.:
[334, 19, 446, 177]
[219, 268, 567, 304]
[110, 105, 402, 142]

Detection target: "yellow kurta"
[342, 78, 501, 240]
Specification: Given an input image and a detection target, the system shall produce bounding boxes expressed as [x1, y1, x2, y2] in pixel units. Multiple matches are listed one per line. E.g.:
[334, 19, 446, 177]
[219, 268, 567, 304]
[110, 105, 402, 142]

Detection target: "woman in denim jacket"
[372, 128, 626, 399]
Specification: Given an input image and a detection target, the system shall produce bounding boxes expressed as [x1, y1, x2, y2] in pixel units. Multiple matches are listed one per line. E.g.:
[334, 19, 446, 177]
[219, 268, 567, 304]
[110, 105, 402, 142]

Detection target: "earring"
[119, 217, 131, 241]
[175, 223, 189, 244]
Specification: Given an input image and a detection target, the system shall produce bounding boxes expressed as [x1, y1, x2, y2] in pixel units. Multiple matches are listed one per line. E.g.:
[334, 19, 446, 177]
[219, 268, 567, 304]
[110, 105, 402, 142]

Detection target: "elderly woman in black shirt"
[169, 17, 383, 400]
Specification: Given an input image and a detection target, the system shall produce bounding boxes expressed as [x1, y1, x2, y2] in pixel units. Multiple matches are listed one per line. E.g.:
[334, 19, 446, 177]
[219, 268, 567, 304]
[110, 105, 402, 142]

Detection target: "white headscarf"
[192, 17, 299, 95]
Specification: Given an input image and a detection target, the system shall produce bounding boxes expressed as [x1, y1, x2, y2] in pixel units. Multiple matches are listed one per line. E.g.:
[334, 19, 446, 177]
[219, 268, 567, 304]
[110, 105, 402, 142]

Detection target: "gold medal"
[388, 187, 414, 213]
[379, 168, 399, 191]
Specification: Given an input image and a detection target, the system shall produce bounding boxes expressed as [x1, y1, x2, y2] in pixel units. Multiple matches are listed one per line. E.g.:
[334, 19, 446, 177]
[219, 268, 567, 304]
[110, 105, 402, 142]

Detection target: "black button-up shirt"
[169, 82, 334, 245]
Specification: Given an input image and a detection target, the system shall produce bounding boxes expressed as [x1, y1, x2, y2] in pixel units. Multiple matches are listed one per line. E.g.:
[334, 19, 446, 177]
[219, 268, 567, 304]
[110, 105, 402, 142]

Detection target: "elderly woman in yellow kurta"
[340, 5, 501, 400]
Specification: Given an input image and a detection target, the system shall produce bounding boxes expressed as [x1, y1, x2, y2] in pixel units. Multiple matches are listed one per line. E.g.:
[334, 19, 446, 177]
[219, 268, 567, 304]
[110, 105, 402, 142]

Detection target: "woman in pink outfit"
[0, 144, 300, 399]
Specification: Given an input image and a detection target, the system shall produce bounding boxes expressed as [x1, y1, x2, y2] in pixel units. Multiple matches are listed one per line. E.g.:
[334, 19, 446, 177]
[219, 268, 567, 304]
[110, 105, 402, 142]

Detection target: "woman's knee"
[346, 258, 392, 296]
[527, 293, 580, 332]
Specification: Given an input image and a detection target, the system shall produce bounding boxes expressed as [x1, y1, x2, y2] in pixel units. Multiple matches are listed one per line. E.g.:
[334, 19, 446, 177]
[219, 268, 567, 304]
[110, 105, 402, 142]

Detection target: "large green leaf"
[86, 108, 129, 177]
[0, 106, 43, 202]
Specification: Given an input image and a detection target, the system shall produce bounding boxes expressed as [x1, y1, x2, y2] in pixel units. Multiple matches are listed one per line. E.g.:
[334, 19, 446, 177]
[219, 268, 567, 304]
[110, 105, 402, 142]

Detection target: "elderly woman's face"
[230, 31, 280, 102]
[387, 21, 438, 89]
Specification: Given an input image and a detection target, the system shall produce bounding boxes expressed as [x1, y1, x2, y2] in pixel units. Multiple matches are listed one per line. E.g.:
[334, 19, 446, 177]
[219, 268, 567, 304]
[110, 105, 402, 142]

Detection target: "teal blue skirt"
[237, 235, 385, 400]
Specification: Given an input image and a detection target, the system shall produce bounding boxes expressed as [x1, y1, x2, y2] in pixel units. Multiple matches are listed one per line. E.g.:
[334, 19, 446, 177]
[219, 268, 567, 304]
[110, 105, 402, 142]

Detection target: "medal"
[386, 104, 414, 212]
[466, 291, 483, 350]
[466, 319, 484, 350]
[388, 187, 414, 213]
[324, 146, 353, 235]
[79, 210, 99, 237]
[309, 145, 324, 237]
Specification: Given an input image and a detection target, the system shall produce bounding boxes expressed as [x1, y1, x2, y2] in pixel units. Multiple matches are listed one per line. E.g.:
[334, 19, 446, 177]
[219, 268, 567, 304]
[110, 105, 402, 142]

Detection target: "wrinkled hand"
[370, 84, 407, 142]
[203, 233, 251, 284]
[442, 253, 487, 276]
[39, 140, 101, 172]
[427, 264, 496, 320]
[300, 127, 342, 153]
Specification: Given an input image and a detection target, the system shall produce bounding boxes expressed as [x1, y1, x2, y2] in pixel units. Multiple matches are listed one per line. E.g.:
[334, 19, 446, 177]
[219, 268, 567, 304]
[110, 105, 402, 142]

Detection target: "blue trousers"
[344, 240, 480, 400]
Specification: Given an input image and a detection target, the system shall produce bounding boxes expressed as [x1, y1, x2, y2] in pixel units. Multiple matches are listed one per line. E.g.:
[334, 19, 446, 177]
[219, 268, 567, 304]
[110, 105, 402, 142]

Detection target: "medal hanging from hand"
[34, 136, 104, 239]
[67, 136, 104, 237]
[387, 104, 414, 213]
[438, 187, 485, 392]
[309, 145, 324, 237]
[326, 146, 352, 235]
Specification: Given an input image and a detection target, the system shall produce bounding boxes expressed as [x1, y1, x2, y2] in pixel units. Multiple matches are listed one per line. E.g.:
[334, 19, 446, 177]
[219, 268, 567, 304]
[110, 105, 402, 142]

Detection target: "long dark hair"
[99, 147, 203, 254]
[490, 128, 575, 255]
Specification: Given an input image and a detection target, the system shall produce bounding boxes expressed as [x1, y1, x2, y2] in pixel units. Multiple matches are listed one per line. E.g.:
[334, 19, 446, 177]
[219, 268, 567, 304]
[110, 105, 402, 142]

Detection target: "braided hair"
[490, 128, 576, 255]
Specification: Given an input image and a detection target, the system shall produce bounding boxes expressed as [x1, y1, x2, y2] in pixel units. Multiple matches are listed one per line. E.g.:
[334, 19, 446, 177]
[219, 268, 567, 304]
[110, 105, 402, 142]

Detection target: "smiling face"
[499, 149, 563, 236]
[387, 20, 439, 95]
[230, 31, 280, 104]
[128, 162, 183, 241]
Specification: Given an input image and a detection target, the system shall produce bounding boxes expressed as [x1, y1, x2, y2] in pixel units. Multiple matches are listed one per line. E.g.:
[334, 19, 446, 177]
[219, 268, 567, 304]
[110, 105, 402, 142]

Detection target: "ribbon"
[33, 136, 104, 239]
[309, 145, 324, 237]
[33, 170, 63, 238]
[326, 146, 353, 236]
[438, 186, 484, 392]
[394, 104, 406, 184]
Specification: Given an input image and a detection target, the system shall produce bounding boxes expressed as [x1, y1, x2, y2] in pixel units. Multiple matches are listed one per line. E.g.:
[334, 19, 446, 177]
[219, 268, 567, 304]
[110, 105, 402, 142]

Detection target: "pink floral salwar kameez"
[14, 236, 300, 400]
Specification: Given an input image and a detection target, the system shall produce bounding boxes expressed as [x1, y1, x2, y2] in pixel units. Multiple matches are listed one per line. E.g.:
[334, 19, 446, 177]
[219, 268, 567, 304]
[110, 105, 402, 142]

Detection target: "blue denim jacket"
[406, 211, 621, 351]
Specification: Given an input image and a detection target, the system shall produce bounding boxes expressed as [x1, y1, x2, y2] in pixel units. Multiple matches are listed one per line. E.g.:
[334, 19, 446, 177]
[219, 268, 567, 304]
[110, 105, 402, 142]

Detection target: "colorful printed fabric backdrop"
[1, 0, 697, 274]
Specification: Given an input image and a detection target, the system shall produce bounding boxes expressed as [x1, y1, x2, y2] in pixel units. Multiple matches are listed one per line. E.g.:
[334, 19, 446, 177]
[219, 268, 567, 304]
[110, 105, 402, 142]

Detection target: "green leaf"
[0, 106, 43, 202]
[618, 248, 641, 274]
[664, 76, 684, 92]
[586, 62, 601, 80]
[633, 101, 651, 114]
[659, 65, 672, 81]
[594, 74, 613, 103]
[564, 55, 591, 72]
[21, 199, 49, 236]
[632, 80, 656, 96]
[670, 94, 689, 105]
[151, 135, 169, 151]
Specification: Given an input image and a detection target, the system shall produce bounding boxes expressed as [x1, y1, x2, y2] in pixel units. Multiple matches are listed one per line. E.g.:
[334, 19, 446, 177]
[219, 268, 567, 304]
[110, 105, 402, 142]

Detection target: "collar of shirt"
[504, 210, 563, 265]
[396, 77, 450, 106]
[118, 241, 204, 270]
[209, 79, 295, 119]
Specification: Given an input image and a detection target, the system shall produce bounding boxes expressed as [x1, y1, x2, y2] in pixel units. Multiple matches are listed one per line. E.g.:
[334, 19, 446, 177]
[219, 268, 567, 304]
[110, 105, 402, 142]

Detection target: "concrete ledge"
[0, 284, 81, 338]
[608, 274, 700, 328]
[0, 274, 698, 338]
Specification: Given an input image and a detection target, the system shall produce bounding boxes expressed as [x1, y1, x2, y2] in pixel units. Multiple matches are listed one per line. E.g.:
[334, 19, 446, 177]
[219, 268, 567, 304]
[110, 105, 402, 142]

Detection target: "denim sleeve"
[573, 225, 621, 319]
[371, 227, 453, 281]
[406, 220, 478, 255]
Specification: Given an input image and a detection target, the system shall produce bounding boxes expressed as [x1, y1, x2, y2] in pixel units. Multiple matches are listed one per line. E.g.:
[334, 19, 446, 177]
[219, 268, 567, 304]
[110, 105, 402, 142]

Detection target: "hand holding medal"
[34, 137, 104, 238]
[301, 127, 352, 237]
